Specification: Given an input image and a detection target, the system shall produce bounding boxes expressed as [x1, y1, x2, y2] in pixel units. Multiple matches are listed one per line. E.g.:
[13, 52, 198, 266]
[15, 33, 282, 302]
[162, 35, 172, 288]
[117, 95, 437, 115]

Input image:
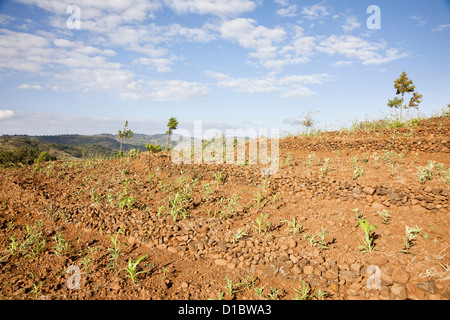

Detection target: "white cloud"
[17, 84, 43, 90]
[220, 18, 286, 58]
[301, 4, 330, 20]
[411, 16, 426, 27]
[53, 38, 76, 48]
[332, 60, 353, 67]
[0, 14, 16, 26]
[275, 0, 298, 17]
[0, 109, 15, 120]
[120, 79, 210, 101]
[205, 71, 330, 98]
[163, 0, 257, 17]
[0, 28, 52, 72]
[220, 18, 290, 70]
[0, 111, 170, 135]
[0, 28, 207, 102]
[342, 16, 361, 32]
[17, 0, 162, 29]
[317, 35, 408, 65]
[433, 23, 450, 31]
[132, 57, 176, 73]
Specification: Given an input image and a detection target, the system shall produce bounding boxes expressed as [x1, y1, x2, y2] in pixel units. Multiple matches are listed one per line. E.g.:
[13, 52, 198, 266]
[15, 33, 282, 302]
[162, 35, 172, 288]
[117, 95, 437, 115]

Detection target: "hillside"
[0, 115, 448, 301]
[0, 133, 190, 161]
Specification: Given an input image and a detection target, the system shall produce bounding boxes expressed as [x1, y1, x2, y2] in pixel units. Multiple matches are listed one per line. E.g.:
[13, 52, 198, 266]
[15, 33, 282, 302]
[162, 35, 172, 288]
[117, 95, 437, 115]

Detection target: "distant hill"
[0, 133, 192, 161]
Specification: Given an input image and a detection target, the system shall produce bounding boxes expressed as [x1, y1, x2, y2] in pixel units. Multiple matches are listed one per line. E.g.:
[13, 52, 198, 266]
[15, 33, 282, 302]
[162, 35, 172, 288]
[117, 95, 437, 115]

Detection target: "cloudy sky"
[0, 0, 449, 136]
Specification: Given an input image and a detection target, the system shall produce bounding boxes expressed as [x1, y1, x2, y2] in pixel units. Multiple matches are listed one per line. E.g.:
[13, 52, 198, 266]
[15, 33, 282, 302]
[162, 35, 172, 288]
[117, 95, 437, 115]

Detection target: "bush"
[34, 151, 56, 164]
[126, 148, 141, 158]
[392, 121, 404, 129]
[0, 147, 55, 167]
[145, 143, 162, 153]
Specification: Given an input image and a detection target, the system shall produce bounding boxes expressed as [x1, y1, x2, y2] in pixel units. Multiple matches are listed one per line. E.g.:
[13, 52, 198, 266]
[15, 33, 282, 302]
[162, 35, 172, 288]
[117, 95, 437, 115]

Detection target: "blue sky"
[0, 0, 449, 137]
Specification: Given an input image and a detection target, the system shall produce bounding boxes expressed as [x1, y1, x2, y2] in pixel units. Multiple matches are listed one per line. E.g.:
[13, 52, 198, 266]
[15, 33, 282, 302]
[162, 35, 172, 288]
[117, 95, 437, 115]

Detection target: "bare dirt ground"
[1, 116, 449, 300]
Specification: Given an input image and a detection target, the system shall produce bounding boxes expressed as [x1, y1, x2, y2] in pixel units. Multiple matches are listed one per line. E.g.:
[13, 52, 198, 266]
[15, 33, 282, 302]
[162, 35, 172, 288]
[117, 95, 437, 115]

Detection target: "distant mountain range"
[0, 133, 189, 160]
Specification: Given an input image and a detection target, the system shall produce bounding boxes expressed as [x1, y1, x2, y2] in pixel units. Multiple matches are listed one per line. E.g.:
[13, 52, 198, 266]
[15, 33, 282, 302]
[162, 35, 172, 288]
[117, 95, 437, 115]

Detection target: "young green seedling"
[282, 217, 303, 235]
[108, 230, 124, 269]
[401, 225, 422, 254]
[214, 172, 223, 184]
[53, 231, 69, 256]
[224, 276, 241, 298]
[378, 209, 392, 224]
[253, 213, 271, 235]
[7, 234, 18, 256]
[255, 178, 269, 209]
[268, 287, 281, 300]
[233, 229, 247, 243]
[320, 158, 331, 176]
[294, 280, 311, 300]
[351, 208, 363, 227]
[303, 228, 329, 250]
[254, 285, 265, 299]
[358, 219, 377, 253]
[121, 255, 149, 283]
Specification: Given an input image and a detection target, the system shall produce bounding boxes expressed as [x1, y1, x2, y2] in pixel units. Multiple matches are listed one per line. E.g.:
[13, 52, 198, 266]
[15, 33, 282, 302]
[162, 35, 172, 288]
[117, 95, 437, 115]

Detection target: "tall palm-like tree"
[393, 71, 416, 122]
[118, 120, 133, 156]
[166, 117, 178, 149]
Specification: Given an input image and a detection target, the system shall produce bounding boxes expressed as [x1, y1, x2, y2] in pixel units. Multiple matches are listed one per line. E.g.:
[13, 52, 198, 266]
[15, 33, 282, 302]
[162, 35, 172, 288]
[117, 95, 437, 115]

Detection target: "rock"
[347, 288, 359, 297]
[392, 267, 410, 284]
[289, 255, 299, 264]
[167, 246, 178, 254]
[262, 264, 278, 278]
[279, 264, 293, 278]
[278, 253, 290, 262]
[127, 236, 136, 245]
[416, 279, 437, 294]
[325, 269, 339, 280]
[214, 259, 228, 266]
[350, 263, 362, 275]
[380, 271, 393, 286]
[363, 187, 376, 195]
[188, 242, 198, 254]
[291, 265, 302, 275]
[303, 265, 314, 275]
[288, 239, 297, 248]
[227, 262, 236, 269]
[390, 284, 407, 299]
[350, 282, 363, 291]
[340, 270, 357, 282]
[371, 202, 385, 211]
[329, 281, 339, 292]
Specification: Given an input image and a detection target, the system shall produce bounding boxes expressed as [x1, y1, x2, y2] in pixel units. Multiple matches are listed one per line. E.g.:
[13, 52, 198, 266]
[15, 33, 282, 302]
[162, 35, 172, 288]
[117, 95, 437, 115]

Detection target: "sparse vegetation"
[1, 108, 449, 301]
[401, 225, 422, 255]
[358, 219, 377, 253]
[253, 213, 272, 235]
[120, 255, 149, 283]
[118, 121, 133, 157]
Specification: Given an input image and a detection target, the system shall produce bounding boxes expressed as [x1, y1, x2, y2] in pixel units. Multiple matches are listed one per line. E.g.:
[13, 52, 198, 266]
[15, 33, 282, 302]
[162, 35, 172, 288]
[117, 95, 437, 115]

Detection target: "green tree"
[387, 97, 402, 121]
[145, 143, 162, 169]
[166, 117, 179, 149]
[388, 71, 422, 122]
[407, 91, 423, 118]
[118, 121, 133, 156]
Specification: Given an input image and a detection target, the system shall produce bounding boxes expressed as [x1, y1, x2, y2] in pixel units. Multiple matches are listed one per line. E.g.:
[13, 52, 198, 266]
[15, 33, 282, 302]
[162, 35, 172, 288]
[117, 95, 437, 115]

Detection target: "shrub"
[0, 147, 55, 167]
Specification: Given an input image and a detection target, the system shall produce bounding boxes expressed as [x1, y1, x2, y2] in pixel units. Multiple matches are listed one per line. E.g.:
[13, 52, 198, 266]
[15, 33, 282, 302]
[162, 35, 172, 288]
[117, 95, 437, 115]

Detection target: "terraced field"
[1, 116, 449, 300]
